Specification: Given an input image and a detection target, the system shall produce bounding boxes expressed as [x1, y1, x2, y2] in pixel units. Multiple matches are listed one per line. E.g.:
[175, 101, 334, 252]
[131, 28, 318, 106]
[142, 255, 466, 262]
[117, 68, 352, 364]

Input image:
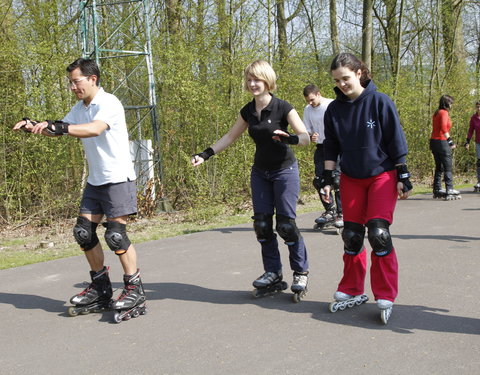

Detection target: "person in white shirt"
[302, 84, 343, 228]
[14, 58, 146, 322]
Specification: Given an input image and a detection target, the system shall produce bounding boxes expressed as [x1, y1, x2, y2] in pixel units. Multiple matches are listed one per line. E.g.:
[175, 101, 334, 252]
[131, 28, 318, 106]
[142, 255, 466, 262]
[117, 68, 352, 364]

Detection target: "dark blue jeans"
[429, 139, 453, 191]
[250, 162, 308, 273]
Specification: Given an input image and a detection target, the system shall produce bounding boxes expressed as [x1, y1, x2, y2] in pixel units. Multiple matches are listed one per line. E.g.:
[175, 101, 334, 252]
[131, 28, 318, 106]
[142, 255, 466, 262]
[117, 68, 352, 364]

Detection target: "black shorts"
[80, 180, 137, 218]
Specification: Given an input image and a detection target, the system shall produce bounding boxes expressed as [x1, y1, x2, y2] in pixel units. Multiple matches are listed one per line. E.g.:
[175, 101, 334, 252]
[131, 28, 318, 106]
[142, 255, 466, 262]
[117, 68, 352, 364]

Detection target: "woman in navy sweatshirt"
[320, 53, 413, 324]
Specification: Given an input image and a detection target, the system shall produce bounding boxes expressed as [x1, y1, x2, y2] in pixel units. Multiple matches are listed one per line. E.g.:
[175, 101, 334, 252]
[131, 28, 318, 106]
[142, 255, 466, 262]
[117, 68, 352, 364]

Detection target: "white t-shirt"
[63, 88, 136, 186]
[303, 98, 334, 144]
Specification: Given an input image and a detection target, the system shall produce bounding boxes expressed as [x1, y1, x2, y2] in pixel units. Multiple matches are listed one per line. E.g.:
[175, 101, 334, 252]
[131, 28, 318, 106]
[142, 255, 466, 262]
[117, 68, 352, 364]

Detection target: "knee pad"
[313, 176, 322, 193]
[73, 216, 99, 251]
[252, 213, 274, 243]
[275, 215, 300, 245]
[342, 221, 365, 255]
[367, 219, 393, 257]
[103, 222, 131, 255]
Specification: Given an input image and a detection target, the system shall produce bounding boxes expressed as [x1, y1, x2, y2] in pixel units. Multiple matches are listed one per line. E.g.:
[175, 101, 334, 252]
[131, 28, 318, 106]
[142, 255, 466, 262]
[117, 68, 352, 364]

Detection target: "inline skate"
[112, 269, 147, 323]
[329, 291, 369, 312]
[291, 271, 308, 303]
[433, 188, 461, 200]
[473, 182, 480, 193]
[252, 271, 288, 298]
[313, 211, 343, 235]
[68, 266, 113, 317]
[377, 299, 393, 325]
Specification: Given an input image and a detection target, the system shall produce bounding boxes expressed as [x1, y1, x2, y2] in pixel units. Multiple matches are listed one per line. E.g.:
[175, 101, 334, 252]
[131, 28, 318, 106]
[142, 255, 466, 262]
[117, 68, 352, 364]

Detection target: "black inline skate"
[252, 271, 288, 298]
[313, 211, 343, 234]
[433, 188, 461, 200]
[473, 183, 480, 193]
[112, 269, 147, 323]
[291, 271, 308, 303]
[68, 266, 113, 317]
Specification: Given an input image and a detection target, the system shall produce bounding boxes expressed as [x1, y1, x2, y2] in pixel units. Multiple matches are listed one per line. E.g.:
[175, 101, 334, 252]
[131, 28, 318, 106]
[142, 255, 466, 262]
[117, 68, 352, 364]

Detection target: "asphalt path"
[0, 189, 479, 374]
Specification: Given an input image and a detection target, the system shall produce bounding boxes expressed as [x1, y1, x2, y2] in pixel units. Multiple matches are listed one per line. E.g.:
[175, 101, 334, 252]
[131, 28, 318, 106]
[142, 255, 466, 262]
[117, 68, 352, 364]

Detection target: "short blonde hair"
[243, 60, 277, 91]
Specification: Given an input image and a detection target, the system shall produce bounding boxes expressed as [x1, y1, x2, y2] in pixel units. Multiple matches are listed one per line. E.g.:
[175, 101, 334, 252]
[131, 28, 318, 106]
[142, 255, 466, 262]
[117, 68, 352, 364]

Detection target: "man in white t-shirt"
[303, 84, 343, 228]
[14, 59, 146, 321]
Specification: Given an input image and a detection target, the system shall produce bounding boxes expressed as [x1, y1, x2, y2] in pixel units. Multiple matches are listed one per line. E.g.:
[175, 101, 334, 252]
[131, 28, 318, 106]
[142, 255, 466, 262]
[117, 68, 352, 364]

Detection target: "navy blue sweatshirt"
[324, 80, 408, 179]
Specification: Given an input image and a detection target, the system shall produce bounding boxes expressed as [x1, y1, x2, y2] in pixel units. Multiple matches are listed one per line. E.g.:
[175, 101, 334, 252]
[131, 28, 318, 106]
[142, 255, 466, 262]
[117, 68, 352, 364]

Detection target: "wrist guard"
[396, 164, 413, 193]
[46, 120, 70, 136]
[446, 137, 454, 147]
[464, 138, 470, 147]
[277, 132, 299, 145]
[194, 147, 215, 161]
[319, 170, 335, 189]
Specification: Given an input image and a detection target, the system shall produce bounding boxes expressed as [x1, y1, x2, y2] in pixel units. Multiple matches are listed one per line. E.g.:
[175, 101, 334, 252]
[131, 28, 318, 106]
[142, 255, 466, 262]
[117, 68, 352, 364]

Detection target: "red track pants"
[337, 170, 399, 302]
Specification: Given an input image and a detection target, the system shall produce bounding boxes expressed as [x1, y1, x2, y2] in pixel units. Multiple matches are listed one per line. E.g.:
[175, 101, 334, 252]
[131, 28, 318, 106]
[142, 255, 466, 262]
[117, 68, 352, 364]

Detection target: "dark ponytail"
[330, 53, 371, 87]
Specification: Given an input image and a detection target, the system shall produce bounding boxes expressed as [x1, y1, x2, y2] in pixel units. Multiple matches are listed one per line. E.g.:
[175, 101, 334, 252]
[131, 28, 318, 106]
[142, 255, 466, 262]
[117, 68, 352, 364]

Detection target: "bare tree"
[275, 0, 303, 63]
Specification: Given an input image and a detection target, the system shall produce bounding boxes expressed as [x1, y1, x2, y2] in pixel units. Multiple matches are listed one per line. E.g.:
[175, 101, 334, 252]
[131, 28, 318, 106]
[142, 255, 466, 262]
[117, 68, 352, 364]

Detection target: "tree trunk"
[329, 0, 340, 55]
[441, 0, 467, 90]
[362, 0, 373, 70]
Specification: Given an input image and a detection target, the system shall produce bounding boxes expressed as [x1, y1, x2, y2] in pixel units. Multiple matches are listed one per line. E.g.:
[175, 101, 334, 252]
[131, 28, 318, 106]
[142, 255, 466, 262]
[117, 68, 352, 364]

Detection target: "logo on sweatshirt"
[366, 119, 376, 129]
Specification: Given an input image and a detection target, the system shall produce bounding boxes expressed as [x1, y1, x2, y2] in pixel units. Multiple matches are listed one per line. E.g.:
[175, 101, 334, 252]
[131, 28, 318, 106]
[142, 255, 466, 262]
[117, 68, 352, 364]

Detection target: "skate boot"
[329, 291, 369, 313]
[291, 271, 308, 303]
[444, 189, 461, 200]
[313, 210, 335, 230]
[112, 269, 147, 323]
[474, 183, 480, 193]
[68, 266, 113, 317]
[433, 189, 446, 199]
[252, 271, 288, 298]
[377, 299, 393, 325]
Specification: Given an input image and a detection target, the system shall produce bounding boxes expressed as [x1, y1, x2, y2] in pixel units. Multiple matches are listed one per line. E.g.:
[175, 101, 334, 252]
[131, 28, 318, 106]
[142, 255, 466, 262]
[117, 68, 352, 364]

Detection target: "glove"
[396, 164, 413, 193]
[446, 137, 455, 147]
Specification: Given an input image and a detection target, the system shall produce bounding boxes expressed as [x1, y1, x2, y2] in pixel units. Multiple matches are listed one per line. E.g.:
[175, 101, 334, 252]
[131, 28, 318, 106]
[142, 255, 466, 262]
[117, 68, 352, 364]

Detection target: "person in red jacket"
[429, 95, 460, 200]
[464, 101, 480, 191]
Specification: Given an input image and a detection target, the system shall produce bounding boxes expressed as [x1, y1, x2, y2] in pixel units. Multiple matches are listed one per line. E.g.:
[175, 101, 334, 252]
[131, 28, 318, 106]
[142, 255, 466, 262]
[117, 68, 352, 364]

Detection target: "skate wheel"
[113, 312, 123, 324]
[336, 228, 343, 235]
[292, 293, 301, 303]
[67, 306, 79, 317]
[252, 289, 260, 298]
[380, 307, 392, 325]
[132, 310, 140, 318]
[329, 302, 338, 313]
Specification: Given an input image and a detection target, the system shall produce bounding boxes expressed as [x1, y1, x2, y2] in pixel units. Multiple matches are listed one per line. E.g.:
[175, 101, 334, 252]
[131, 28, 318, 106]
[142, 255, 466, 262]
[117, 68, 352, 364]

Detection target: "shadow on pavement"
[1, 283, 479, 335]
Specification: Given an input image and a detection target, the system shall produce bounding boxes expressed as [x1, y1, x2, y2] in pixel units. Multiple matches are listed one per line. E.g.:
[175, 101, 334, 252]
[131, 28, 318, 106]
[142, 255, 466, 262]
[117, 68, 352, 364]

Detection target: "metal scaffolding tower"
[79, 0, 168, 210]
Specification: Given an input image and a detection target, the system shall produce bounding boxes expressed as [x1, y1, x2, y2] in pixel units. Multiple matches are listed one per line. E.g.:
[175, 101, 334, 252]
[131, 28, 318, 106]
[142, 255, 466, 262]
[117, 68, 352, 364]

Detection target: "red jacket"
[430, 109, 451, 140]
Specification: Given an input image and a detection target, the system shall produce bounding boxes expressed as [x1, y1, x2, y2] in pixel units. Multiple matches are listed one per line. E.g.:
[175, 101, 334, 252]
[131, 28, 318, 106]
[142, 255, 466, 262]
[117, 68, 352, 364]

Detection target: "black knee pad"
[275, 215, 300, 245]
[367, 219, 393, 257]
[313, 176, 322, 193]
[103, 222, 131, 255]
[73, 216, 99, 251]
[342, 221, 366, 255]
[252, 213, 274, 243]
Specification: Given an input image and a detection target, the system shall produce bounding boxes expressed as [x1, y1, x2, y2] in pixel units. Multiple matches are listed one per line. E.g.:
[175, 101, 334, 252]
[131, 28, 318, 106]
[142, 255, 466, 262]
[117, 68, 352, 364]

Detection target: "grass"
[0, 182, 472, 270]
